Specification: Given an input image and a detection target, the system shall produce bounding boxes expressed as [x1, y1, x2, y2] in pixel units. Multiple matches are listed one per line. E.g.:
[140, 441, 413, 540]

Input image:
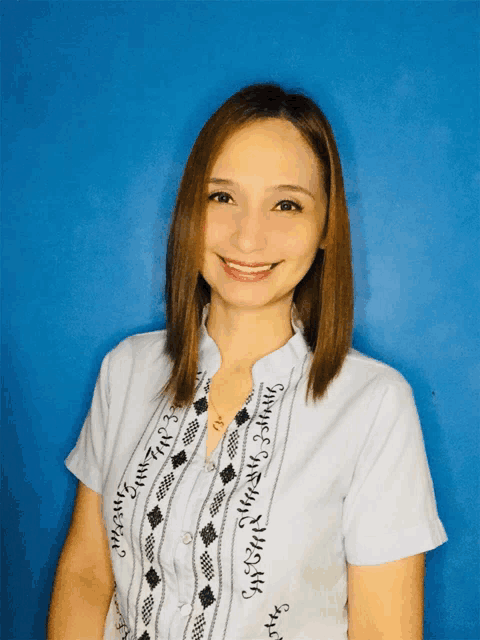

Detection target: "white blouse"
[65, 303, 448, 640]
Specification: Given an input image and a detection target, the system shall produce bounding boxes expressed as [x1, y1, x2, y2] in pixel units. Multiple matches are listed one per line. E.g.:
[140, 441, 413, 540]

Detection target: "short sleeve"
[65, 351, 111, 494]
[342, 376, 448, 565]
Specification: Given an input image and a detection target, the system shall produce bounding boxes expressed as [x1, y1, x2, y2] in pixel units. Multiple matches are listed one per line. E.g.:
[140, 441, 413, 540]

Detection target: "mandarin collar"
[198, 303, 311, 383]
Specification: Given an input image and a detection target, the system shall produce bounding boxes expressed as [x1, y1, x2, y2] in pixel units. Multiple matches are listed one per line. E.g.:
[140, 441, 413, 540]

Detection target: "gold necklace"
[208, 395, 225, 432]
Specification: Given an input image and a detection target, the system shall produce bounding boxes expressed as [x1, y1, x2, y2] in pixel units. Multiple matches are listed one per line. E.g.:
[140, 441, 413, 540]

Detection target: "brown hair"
[160, 83, 353, 408]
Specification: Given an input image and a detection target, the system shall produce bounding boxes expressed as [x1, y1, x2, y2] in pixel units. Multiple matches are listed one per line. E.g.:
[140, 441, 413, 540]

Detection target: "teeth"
[225, 260, 273, 273]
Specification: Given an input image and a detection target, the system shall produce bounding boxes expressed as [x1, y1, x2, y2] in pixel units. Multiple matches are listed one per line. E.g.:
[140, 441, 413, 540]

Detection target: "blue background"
[2, 1, 479, 638]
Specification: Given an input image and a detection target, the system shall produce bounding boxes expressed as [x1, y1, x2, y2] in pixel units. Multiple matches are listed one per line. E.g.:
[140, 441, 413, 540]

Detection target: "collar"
[198, 303, 311, 384]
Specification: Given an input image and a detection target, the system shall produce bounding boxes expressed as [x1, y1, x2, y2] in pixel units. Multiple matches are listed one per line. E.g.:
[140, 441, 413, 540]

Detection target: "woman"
[47, 83, 448, 640]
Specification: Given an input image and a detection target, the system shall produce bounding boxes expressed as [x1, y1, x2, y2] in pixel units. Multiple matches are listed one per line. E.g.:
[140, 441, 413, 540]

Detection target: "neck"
[205, 295, 295, 372]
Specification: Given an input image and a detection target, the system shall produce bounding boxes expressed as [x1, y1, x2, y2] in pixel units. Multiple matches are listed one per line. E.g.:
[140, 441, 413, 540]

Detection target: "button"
[206, 461, 215, 472]
[180, 603, 192, 616]
[182, 532, 192, 544]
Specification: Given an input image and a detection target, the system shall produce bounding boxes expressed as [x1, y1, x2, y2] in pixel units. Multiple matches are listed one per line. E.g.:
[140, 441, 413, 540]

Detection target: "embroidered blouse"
[65, 303, 448, 640]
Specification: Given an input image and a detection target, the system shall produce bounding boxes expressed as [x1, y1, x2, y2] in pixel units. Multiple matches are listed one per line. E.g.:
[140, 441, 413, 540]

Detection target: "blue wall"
[2, 2, 478, 638]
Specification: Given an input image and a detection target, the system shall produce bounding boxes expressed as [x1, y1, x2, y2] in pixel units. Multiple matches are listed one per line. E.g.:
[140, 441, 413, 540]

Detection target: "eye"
[274, 199, 304, 213]
[208, 191, 234, 204]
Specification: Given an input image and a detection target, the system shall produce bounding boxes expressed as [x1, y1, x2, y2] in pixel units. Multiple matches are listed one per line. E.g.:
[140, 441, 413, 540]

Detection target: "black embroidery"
[209, 488, 225, 517]
[253, 384, 284, 448]
[141, 594, 154, 625]
[200, 521, 218, 547]
[161, 404, 179, 430]
[219, 463, 236, 485]
[145, 567, 161, 590]
[113, 585, 131, 639]
[108, 375, 210, 640]
[236, 382, 282, 600]
[191, 612, 206, 640]
[111, 510, 126, 558]
[155, 404, 177, 455]
[111, 481, 137, 557]
[171, 448, 187, 469]
[265, 603, 290, 639]
[111, 423, 173, 557]
[144, 533, 155, 563]
[241, 513, 267, 599]
[194, 395, 208, 415]
[234, 406, 250, 426]
[238, 453, 262, 516]
[138, 405, 203, 639]
[200, 550, 215, 581]
[199, 584, 216, 609]
[146, 505, 163, 529]
[237, 385, 281, 524]
[156, 471, 174, 500]
[226, 429, 239, 458]
[190, 392, 253, 639]
[183, 419, 201, 446]
[136, 443, 172, 490]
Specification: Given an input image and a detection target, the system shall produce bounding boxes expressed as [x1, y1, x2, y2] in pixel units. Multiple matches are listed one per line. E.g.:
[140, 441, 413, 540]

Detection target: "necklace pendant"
[213, 418, 224, 431]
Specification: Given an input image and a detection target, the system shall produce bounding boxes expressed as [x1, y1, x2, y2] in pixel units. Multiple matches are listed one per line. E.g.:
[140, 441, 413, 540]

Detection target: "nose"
[231, 205, 269, 252]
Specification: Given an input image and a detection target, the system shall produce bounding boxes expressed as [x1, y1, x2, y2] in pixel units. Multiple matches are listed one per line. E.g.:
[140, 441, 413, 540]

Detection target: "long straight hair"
[160, 83, 354, 408]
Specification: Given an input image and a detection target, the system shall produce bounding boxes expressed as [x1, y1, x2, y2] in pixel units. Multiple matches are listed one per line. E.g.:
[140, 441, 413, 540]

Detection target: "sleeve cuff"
[65, 449, 103, 495]
[345, 517, 448, 566]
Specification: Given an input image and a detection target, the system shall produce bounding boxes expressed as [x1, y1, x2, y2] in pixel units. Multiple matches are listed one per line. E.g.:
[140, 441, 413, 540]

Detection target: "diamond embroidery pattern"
[194, 396, 208, 416]
[139, 384, 219, 640]
[147, 505, 163, 530]
[145, 567, 160, 590]
[209, 488, 225, 517]
[192, 613, 206, 640]
[235, 407, 250, 426]
[183, 420, 200, 446]
[141, 594, 154, 625]
[136, 378, 252, 640]
[200, 522, 217, 547]
[200, 550, 214, 581]
[227, 430, 239, 459]
[199, 584, 216, 609]
[145, 533, 155, 563]
[171, 449, 187, 469]
[219, 463, 236, 486]
[156, 471, 174, 501]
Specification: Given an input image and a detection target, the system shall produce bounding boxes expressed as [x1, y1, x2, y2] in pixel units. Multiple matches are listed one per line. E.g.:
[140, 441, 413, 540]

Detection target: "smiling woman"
[48, 83, 448, 640]
[161, 83, 353, 411]
[201, 117, 328, 372]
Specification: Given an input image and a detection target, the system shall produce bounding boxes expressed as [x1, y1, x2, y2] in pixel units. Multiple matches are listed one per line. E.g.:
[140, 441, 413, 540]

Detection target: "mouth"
[219, 256, 280, 271]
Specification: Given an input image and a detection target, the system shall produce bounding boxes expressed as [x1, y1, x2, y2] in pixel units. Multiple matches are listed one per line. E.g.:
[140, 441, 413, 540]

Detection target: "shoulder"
[331, 348, 415, 406]
[104, 328, 169, 377]
[344, 348, 410, 385]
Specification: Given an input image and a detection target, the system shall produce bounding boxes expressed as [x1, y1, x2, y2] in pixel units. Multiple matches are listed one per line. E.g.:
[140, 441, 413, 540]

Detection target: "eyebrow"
[208, 178, 315, 200]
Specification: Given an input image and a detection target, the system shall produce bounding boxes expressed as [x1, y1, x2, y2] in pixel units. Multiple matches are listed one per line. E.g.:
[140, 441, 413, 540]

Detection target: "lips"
[220, 256, 278, 271]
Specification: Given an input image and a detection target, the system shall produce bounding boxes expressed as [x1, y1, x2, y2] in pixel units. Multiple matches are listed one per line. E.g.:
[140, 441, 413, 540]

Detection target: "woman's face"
[201, 118, 328, 311]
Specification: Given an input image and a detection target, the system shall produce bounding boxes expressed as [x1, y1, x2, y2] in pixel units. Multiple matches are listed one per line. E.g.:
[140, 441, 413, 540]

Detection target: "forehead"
[211, 119, 323, 187]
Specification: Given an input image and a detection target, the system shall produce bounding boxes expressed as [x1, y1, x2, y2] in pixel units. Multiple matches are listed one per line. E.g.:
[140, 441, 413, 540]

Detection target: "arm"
[47, 481, 115, 640]
[347, 552, 425, 640]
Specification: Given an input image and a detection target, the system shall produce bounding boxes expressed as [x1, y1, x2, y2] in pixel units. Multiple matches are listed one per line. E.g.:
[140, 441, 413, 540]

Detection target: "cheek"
[281, 224, 318, 256]
[204, 215, 231, 245]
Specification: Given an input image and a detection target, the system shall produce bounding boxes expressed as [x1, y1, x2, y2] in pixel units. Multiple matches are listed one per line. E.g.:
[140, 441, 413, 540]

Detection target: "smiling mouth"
[220, 256, 280, 271]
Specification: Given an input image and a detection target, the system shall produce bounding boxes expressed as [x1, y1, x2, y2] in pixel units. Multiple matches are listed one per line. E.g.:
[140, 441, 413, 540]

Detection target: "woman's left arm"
[347, 552, 425, 639]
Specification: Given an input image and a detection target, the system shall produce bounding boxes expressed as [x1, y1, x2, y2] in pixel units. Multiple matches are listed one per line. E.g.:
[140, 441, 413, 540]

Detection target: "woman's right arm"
[47, 480, 115, 640]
